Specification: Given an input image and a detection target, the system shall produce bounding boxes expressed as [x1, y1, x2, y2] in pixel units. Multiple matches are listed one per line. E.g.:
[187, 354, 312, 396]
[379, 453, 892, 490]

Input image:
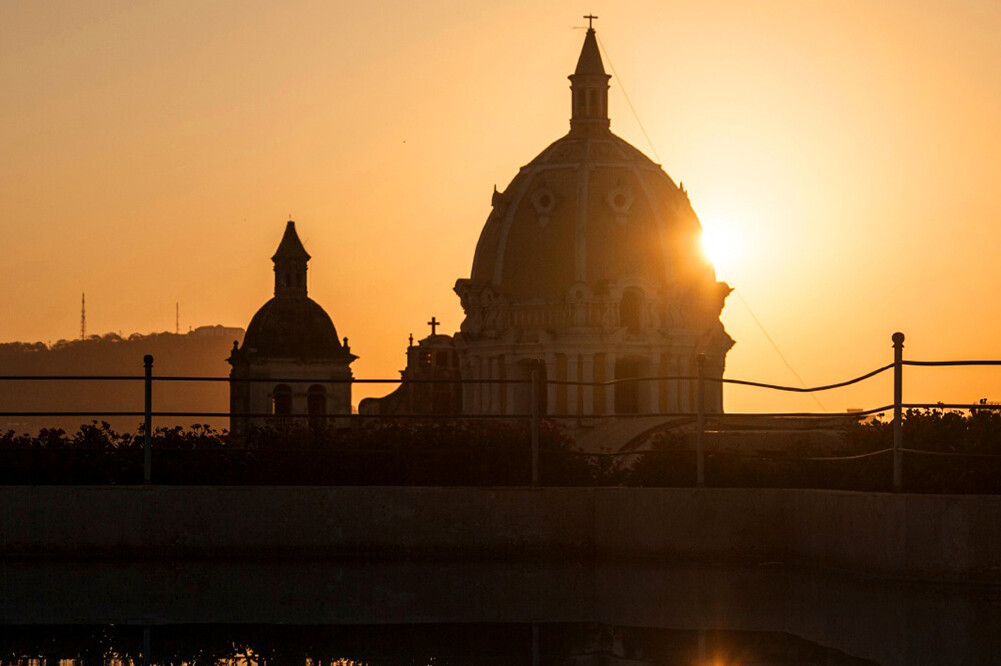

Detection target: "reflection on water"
[1, 562, 997, 666]
[0, 623, 880, 666]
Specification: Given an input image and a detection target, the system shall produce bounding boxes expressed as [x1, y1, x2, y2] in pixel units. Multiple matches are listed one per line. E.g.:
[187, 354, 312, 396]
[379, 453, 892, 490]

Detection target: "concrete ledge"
[2, 486, 999, 583]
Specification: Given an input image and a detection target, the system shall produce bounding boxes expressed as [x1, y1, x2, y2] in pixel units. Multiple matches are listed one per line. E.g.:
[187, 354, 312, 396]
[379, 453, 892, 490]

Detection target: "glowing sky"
[2, 0, 1000, 412]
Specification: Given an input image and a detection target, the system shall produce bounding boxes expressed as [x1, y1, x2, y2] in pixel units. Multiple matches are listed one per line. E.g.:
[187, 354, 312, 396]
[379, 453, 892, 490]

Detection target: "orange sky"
[2, 0, 1000, 413]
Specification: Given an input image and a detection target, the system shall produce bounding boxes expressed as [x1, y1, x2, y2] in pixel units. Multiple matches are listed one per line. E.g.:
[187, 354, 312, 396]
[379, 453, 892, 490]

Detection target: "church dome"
[466, 26, 714, 303]
[235, 221, 353, 361]
[471, 133, 710, 300]
[241, 296, 345, 359]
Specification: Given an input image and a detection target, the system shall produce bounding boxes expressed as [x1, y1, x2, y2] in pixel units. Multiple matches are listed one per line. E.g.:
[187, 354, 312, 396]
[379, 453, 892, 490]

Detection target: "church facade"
[452, 25, 733, 417]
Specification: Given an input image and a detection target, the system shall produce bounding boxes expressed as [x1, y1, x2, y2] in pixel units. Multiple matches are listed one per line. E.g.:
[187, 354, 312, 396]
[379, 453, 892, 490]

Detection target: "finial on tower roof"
[584, 13, 598, 30]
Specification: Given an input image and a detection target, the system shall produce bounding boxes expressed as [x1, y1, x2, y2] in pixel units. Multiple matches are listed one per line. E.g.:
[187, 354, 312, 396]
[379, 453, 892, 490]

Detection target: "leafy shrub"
[0, 419, 595, 486]
[626, 407, 1001, 493]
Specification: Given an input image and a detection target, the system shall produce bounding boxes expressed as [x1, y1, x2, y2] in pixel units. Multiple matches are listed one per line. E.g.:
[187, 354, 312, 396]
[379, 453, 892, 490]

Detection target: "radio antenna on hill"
[176, 302, 180, 335]
[80, 293, 86, 340]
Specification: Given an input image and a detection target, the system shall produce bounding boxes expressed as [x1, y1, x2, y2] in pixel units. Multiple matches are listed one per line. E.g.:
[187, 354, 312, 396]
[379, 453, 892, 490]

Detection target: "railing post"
[696, 353, 706, 488]
[892, 332, 904, 491]
[531, 366, 540, 487]
[143, 354, 153, 485]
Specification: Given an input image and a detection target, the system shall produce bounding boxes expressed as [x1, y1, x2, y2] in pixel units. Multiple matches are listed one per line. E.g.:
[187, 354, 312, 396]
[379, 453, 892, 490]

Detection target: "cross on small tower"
[584, 13, 598, 29]
[427, 316, 440, 335]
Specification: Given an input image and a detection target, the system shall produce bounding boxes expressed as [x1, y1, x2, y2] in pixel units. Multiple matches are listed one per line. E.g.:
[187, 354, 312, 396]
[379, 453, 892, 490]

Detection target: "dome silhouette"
[242, 296, 346, 359]
[471, 130, 709, 301]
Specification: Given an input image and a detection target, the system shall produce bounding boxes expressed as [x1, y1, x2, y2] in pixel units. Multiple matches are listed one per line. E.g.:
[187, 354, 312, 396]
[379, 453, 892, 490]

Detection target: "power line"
[733, 289, 827, 412]
[596, 33, 660, 166]
[596, 30, 824, 412]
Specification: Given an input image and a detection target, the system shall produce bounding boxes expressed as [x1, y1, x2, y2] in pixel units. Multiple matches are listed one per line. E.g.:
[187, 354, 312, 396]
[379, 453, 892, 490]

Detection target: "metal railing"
[3, 332, 1001, 488]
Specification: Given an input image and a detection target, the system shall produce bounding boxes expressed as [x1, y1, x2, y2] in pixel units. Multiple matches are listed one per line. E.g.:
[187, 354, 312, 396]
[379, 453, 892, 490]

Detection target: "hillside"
[0, 326, 243, 434]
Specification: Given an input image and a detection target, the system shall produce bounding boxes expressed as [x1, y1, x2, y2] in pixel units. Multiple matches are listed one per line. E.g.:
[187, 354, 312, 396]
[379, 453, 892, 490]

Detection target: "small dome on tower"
[241, 298, 347, 359]
[234, 220, 354, 361]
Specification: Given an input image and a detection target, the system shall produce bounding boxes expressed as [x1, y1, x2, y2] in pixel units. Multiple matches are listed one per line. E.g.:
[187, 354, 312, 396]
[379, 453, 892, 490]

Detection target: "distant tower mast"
[176, 302, 180, 335]
[80, 293, 86, 340]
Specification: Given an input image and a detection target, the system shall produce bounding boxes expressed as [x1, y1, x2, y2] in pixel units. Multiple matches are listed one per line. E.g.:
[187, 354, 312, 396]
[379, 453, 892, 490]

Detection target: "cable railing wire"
[4, 340, 1001, 489]
[903, 360, 1001, 367]
[902, 403, 1001, 410]
[899, 448, 1001, 459]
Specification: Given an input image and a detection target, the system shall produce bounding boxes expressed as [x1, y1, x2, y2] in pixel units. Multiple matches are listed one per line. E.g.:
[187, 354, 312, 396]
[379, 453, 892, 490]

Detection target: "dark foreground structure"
[3, 485, 999, 584]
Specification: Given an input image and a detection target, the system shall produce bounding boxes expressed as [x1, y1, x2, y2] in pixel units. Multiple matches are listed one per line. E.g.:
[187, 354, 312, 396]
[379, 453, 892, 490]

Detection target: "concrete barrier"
[1, 487, 998, 582]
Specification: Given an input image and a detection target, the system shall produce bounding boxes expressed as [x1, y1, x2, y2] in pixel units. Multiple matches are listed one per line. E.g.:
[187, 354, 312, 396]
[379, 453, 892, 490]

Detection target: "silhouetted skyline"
[2, 2, 1000, 413]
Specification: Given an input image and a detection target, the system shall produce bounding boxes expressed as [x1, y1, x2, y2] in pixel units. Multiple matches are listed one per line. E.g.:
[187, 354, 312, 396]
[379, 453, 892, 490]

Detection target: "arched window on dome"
[620, 288, 644, 334]
[308, 384, 327, 429]
[272, 384, 292, 417]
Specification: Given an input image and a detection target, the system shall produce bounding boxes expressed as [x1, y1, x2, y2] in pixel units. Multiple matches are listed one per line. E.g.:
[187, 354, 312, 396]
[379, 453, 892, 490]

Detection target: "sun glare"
[700, 225, 742, 279]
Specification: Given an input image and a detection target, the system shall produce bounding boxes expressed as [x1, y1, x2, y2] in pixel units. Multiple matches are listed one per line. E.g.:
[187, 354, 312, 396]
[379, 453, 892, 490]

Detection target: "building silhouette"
[358, 324, 462, 417]
[239, 24, 733, 426]
[228, 221, 355, 436]
[449, 25, 733, 417]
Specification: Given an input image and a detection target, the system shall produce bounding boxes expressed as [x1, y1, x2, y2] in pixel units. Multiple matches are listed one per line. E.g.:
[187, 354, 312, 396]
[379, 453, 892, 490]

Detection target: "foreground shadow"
[1, 561, 998, 665]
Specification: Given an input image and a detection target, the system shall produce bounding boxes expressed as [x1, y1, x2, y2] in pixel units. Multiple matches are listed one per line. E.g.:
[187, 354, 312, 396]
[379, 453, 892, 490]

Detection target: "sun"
[700, 224, 742, 279]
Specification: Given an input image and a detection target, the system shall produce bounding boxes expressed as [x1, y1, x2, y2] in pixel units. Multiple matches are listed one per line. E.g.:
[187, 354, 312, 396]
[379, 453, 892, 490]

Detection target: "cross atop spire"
[427, 316, 440, 335]
[584, 14, 598, 29]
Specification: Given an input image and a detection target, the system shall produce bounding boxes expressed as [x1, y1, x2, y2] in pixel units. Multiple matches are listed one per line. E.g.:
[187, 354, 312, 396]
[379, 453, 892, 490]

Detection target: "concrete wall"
[2, 487, 998, 583]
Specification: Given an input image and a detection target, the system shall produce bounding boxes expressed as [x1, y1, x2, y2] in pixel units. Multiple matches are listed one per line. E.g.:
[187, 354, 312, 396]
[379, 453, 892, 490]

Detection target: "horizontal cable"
[0, 407, 898, 420]
[0, 375, 145, 382]
[718, 364, 894, 393]
[707, 448, 893, 461]
[0, 412, 145, 417]
[220, 377, 523, 385]
[0, 411, 534, 419]
[901, 403, 1001, 411]
[545, 376, 697, 386]
[720, 405, 894, 418]
[164, 377, 515, 385]
[0, 376, 520, 385]
[0, 410, 889, 420]
[0, 365, 895, 392]
[903, 360, 1001, 367]
[559, 448, 894, 461]
[899, 448, 1001, 459]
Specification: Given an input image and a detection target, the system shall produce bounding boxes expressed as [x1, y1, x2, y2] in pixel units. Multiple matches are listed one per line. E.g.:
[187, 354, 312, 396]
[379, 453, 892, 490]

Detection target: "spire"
[272, 220, 310, 299]
[568, 22, 611, 133]
[272, 219, 311, 262]
[574, 27, 605, 76]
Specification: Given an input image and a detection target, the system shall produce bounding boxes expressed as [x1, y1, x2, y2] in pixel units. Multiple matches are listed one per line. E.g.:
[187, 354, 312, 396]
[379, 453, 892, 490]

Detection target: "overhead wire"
[594, 33, 662, 164]
[594, 31, 827, 413]
[732, 290, 828, 411]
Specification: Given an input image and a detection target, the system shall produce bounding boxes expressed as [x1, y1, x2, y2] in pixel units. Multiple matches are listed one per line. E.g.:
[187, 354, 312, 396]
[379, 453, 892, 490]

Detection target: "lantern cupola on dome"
[569, 24, 611, 133]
